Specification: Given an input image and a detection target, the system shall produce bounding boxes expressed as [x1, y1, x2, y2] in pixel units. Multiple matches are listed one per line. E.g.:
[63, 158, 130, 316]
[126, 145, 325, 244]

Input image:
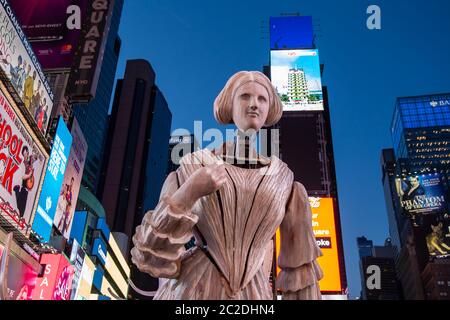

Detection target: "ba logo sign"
[366, 265, 381, 290]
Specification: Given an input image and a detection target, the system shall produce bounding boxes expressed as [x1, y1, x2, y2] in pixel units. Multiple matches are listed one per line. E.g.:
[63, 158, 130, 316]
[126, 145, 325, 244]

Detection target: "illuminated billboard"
[54, 118, 87, 239]
[75, 254, 95, 300]
[395, 173, 448, 219]
[0, 85, 47, 226]
[0, 244, 38, 300]
[69, 239, 85, 300]
[32, 253, 74, 300]
[9, 0, 89, 70]
[32, 117, 72, 242]
[270, 49, 323, 111]
[0, 0, 54, 134]
[269, 16, 314, 50]
[275, 197, 342, 293]
[66, 0, 115, 102]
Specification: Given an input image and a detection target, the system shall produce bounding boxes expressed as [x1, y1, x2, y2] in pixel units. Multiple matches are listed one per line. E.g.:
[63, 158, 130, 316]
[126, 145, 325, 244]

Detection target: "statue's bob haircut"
[214, 71, 283, 127]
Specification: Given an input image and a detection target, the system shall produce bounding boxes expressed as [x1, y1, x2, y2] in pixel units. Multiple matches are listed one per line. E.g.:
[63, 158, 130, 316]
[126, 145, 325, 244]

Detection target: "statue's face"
[231, 81, 269, 132]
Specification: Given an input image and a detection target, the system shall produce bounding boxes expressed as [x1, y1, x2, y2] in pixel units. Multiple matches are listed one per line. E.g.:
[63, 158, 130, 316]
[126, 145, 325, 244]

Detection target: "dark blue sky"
[114, 0, 450, 298]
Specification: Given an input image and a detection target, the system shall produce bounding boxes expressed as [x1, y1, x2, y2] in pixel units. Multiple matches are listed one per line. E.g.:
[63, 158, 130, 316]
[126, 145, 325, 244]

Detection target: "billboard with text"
[9, 0, 89, 70]
[0, 0, 54, 134]
[0, 85, 47, 225]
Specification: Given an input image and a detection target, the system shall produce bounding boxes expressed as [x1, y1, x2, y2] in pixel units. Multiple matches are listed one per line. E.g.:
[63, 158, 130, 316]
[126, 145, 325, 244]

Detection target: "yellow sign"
[275, 197, 342, 292]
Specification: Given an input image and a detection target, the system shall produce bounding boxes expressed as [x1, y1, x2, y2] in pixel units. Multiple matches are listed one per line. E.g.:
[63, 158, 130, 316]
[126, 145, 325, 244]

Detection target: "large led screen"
[395, 173, 447, 218]
[271, 49, 324, 111]
[0, 0, 54, 134]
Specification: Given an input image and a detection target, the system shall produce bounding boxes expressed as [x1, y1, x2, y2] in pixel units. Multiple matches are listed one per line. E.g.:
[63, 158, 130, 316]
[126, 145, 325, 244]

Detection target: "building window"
[438, 281, 445, 286]
[439, 292, 448, 297]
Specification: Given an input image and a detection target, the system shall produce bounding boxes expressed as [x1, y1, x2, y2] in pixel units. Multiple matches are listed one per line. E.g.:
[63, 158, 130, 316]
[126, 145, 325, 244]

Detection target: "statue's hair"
[213, 71, 283, 127]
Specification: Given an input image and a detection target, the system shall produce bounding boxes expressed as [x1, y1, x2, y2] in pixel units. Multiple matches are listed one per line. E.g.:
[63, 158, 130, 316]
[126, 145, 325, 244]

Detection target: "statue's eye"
[240, 93, 250, 100]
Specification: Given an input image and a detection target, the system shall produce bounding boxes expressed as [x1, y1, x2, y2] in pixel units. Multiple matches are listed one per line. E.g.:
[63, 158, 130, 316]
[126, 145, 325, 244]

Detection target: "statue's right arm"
[130, 170, 199, 279]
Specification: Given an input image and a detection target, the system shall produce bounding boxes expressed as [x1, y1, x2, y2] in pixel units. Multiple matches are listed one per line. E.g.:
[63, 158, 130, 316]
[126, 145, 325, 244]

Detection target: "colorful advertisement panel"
[66, 0, 115, 101]
[0, 86, 47, 225]
[69, 239, 85, 300]
[32, 253, 74, 300]
[32, 117, 72, 242]
[0, 0, 54, 134]
[395, 173, 447, 218]
[54, 118, 87, 239]
[9, 0, 89, 70]
[269, 16, 314, 50]
[75, 254, 94, 300]
[270, 49, 324, 111]
[275, 197, 342, 292]
[309, 197, 342, 292]
[0, 245, 38, 300]
[417, 213, 450, 259]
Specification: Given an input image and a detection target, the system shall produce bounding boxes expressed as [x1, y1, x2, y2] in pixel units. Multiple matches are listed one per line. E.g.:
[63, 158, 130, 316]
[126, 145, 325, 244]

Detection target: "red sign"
[32, 254, 74, 300]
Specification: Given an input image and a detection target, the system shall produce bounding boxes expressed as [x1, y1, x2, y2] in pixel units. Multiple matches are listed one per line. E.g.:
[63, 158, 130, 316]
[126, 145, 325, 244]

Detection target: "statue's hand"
[188, 163, 227, 200]
[169, 163, 227, 213]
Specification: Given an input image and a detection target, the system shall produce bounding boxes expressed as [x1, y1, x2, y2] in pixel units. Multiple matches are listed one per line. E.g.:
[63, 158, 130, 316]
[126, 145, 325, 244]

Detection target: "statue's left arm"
[277, 181, 323, 300]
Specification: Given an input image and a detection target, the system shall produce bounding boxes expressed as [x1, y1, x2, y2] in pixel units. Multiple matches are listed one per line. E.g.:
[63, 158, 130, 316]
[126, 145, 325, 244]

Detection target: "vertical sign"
[32, 117, 72, 242]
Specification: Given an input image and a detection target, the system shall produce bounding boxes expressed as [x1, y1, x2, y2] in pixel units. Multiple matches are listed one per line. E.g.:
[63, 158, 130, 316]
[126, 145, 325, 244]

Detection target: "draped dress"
[131, 147, 323, 299]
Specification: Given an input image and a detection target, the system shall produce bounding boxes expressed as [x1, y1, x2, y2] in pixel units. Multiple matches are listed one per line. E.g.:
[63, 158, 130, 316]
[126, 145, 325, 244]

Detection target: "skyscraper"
[99, 59, 172, 299]
[357, 237, 401, 300]
[268, 15, 347, 297]
[382, 93, 450, 300]
[100, 59, 172, 255]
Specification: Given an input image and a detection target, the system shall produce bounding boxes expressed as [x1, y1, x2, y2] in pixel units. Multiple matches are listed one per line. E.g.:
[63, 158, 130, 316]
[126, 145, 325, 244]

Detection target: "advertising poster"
[75, 254, 95, 300]
[0, 245, 38, 300]
[69, 239, 85, 300]
[32, 117, 72, 242]
[276, 197, 342, 293]
[32, 253, 74, 300]
[270, 49, 324, 111]
[0, 86, 47, 225]
[66, 0, 115, 101]
[0, 0, 54, 134]
[395, 173, 447, 218]
[53, 118, 87, 239]
[9, 0, 89, 70]
[416, 214, 450, 259]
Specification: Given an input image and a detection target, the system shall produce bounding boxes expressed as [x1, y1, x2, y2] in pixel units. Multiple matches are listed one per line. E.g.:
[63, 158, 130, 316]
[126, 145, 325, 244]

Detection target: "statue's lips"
[247, 112, 259, 117]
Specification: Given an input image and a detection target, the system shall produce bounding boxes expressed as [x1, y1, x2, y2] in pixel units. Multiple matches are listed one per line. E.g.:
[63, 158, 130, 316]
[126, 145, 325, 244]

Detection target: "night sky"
[113, 0, 450, 298]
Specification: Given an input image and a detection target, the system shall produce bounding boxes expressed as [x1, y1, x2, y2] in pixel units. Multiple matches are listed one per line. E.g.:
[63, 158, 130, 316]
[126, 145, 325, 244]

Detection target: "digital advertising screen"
[270, 49, 324, 112]
[69, 239, 86, 300]
[75, 254, 95, 300]
[0, 0, 54, 134]
[32, 253, 74, 300]
[275, 197, 342, 293]
[415, 213, 450, 259]
[395, 173, 448, 218]
[9, 0, 89, 70]
[54, 118, 87, 239]
[32, 117, 72, 242]
[269, 16, 314, 50]
[0, 86, 47, 226]
[0, 244, 38, 300]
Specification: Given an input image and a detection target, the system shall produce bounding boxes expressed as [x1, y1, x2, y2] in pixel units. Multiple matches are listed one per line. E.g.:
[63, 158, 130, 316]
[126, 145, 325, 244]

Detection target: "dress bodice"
[177, 149, 294, 295]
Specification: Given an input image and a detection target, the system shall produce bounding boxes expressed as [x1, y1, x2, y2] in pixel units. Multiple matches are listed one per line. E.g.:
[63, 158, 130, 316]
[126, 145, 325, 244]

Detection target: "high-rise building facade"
[100, 59, 172, 253]
[358, 237, 401, 300]
[99, 59, 172, 299]
[268, 15, 348, 298]
[382, 93, 450, 300]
